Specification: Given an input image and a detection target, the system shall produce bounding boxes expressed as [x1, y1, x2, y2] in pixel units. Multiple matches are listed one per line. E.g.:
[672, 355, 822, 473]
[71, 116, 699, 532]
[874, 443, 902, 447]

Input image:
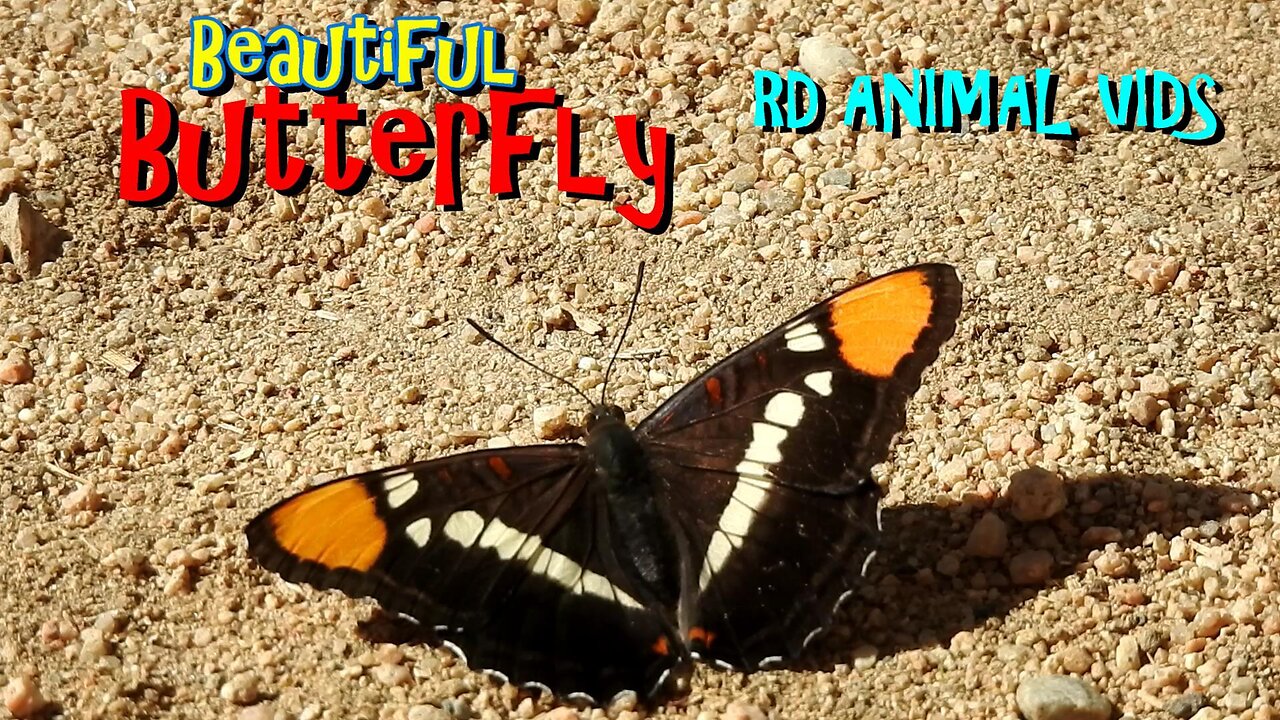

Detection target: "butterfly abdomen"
[586, 411, 682, 606]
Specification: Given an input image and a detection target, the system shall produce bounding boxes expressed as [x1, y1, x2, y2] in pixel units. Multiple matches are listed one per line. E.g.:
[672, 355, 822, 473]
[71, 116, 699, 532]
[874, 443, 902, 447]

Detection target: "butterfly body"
[246, 264, 963, 705]
[584, 405, 683, 605]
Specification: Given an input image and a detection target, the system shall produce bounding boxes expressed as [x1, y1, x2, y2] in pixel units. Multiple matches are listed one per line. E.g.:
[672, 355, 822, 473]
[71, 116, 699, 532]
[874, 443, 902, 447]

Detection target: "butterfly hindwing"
[638, 264, 962, 669]
[651, 460, 882, 669]
[246, 446, 688, 703]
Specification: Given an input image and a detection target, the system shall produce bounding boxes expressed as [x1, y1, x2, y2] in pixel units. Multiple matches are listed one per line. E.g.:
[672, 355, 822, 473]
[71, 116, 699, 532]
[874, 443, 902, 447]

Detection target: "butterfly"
[245, 263, 962, 705]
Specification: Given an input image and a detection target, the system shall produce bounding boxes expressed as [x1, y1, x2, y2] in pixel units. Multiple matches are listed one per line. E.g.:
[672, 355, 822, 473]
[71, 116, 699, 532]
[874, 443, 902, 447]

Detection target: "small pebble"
[1057, 646, 1092, 674]
[1128, 392, 1161, 426]
[1166, 692, 1208, 719]
[1094, 549, 1131, 578]
[1009, 550, 1054, 585]
[557, 0, 599, 25]
[0, 351, 34, 384]
[720, 702, 766, 720]
[1047, 10, 1071, 36]
[79, 627, 112, 660]
[61, 483, 103, 514]
[1124, 254, 1181, 293]
[371, 663, 412, 686]
[296, 291, 318, 310]
[761, 188, 800, 214]
[102, 547, 148, 576]
[852, 643, 878, 669]
[819, 168, 853, 188]
[542, 305, 573, 330]
[1139, 373, 1172, 398]
[975, 258, 999, 280]
[1015, 675, 1112, 720]
[1115, 635, 1142, 672]
[798, 35, 862, 82]
[1192, 608, 1232, 638]
[937, 457, 968, 486]
[965, 511, 1009, 558]
[0, 195, 68, 278]
[1007, 466, 1067, 522]
[532, 405, 571, 439]
[3, 675, 46, 718]
[220, 672, 261, 705]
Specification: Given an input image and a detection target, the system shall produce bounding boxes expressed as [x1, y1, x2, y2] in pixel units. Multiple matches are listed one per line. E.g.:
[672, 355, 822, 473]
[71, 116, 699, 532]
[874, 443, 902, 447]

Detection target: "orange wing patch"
[651, 636, 670, 656]
[688, 626, 716, 647]
[488, 456, 513, 480]
[828, 269, 936, 378]
[267, 479, 386, 571]
[704, 377, 723, 406]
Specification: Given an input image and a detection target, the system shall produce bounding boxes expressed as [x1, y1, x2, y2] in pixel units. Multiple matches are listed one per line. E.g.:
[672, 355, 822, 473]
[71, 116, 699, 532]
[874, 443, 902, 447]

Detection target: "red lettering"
[312, 95, 366, 194]
[119, 89, 177, 205]
[557, 107, 609, 199]
[613, 116, 673, 233]
[488, 88, 555, 197]
[176, 99, 252, 205]
[434, 103, 485, 208]
[116, 85, 678, 229]
[371, 109, 434, 180]
[253, 86, 309, 192]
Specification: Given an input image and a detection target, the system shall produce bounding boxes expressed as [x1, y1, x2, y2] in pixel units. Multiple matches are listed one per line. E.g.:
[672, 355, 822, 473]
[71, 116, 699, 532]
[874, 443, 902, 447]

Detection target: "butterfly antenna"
[600, 261, 646, 405]
[466, 319, 595, 408]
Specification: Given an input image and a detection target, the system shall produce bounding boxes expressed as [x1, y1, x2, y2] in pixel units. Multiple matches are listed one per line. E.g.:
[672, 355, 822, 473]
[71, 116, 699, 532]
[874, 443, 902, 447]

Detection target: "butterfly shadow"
[804, 470, 1269, 668]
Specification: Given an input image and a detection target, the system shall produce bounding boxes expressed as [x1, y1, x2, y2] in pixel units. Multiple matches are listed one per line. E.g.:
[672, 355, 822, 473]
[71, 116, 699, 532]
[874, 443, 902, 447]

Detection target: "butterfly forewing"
[246, 446, 687, 703]
[638, 264, 962, 669]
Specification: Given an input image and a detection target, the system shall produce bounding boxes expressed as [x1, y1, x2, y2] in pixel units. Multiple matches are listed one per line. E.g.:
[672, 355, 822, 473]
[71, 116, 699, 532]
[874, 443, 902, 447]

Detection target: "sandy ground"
[2, 0, 1280, 718]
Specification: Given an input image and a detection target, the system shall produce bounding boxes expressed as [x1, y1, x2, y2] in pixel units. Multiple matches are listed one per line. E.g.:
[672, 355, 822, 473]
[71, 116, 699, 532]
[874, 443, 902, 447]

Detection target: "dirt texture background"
[1, 0, 1278, 718]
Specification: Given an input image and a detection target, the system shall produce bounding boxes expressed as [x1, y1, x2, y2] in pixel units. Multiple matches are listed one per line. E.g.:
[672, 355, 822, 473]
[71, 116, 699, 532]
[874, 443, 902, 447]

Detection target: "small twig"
[100, 349, 141, 376]
[44, 461, 83, 482]
[615, 347, 663, 360]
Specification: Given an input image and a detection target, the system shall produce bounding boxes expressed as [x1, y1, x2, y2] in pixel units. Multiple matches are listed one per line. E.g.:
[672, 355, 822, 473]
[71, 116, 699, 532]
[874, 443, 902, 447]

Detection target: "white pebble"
[532, 405, 571, 440]
[220, 672, 261, 705]
[1016, 675, 1112, 720]
[720, 701, 766, 720]
[798, 35, 862, 83]
[1115, 635, 1142, 672]
[975, 258, 999, 280]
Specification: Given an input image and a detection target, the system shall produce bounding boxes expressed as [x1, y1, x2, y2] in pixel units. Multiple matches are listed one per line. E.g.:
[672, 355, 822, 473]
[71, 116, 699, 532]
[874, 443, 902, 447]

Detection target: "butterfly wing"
[637, 264, 962, 669]
[245, 446, 688, 703]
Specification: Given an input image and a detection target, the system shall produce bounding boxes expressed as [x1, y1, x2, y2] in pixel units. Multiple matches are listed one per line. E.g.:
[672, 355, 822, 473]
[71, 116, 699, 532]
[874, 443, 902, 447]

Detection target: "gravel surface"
[2, 0, 1279, 718]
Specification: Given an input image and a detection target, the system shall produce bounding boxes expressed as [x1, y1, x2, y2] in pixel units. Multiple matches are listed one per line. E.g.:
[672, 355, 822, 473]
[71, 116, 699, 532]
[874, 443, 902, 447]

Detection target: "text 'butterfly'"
[246, 263, 963, 705]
